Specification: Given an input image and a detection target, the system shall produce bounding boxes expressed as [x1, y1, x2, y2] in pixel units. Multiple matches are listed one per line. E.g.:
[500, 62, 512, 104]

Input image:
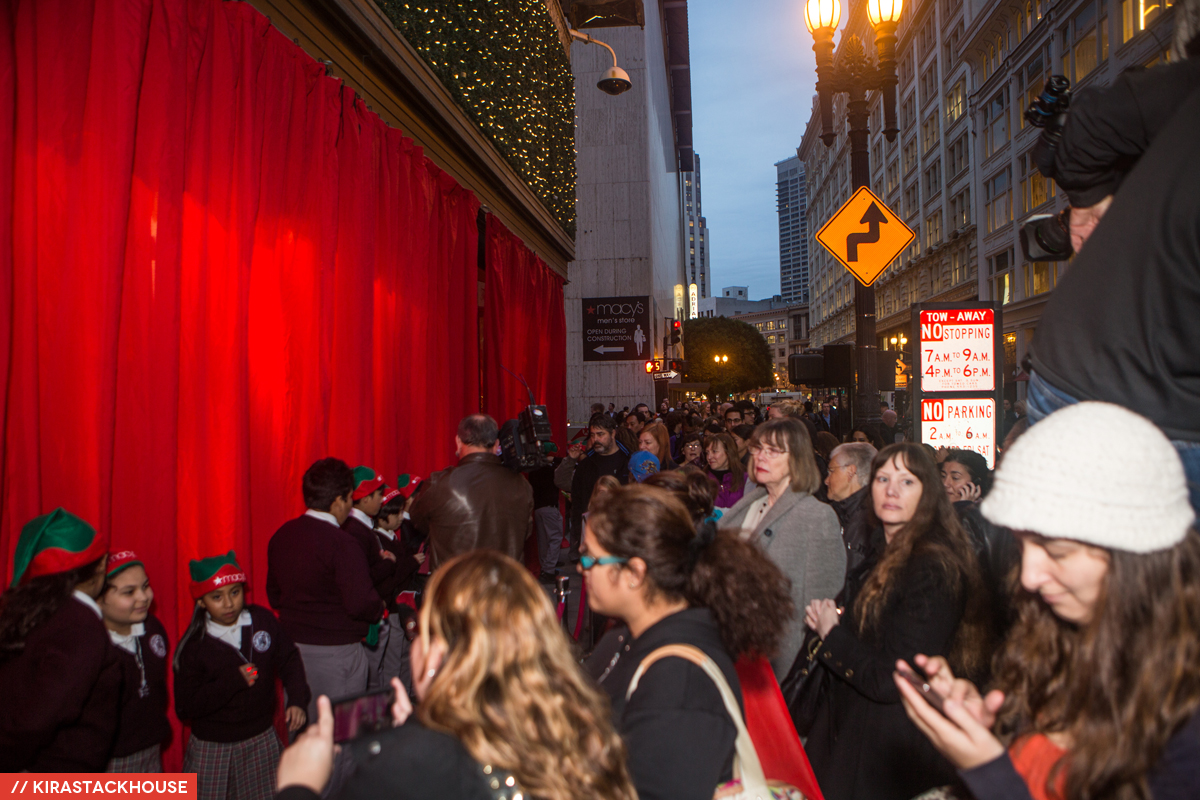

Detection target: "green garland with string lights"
[374, 0, 575, 237]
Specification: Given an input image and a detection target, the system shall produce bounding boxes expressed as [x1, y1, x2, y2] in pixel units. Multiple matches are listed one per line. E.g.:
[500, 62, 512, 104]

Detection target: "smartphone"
[330, 688, 394, 743]
[896, 661, 947, 715]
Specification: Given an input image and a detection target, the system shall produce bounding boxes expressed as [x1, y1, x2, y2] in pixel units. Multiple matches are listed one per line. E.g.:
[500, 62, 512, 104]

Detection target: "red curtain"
[0, 0, 481, 764]
[482, 215, 568, 450]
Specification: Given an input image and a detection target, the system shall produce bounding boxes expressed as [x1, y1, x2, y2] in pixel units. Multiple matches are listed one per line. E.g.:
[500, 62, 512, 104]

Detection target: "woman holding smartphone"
[802, 442, 992, 800]
[277, 550, 636, 800]
[896, 403, 1200, 800]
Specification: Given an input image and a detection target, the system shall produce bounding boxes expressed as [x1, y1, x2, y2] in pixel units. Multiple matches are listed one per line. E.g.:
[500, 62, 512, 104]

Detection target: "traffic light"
[644, 360, 655, 374]
[669, 359, 688, 372]
[644, 358, 663, 374]
[669, 319, 682, 345]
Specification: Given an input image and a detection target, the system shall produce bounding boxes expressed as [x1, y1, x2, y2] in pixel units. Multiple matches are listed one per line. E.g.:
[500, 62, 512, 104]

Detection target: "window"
[947, 133, 969, 177]
[904, 183, 921, 217]
[903, 138, 919, 174]
[902, 94, 917, 129]
[920, 15, 936, 57]
[1123, 0, 1173, 42]
[921, 66, 938, 108]
[990, 249, 1014, 304]
[872, 141, 883, 171]
[766, 320, 775, 330]
[951, 250, 967, 284]
[1071, 5, 1098, 82]
[985, 168, 1012, 232]
[1024, 260, 1058, 295]
[887, 160, 901, 192]
[1020, 55, 1048, 130]
[1020, 152, 1056, 213]
[923, 160, 942, 198]
[950, 188, 971, 229]
[921, 115, 940, 153]
[925, 211, 943, 248]
[983, 89, 1009, 159]
[945, 80, 965, 124]
[767, 335, 776, 344]
[900, 52, 914, 86]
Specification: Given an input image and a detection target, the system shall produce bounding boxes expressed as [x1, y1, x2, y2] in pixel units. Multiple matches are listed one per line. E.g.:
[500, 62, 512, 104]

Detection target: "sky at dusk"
[688, 0, 825, 301]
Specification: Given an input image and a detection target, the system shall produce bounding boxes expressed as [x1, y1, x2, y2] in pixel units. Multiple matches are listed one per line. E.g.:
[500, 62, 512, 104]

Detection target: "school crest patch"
[252, 630, 271, 653]
[149, 634, 167, 658]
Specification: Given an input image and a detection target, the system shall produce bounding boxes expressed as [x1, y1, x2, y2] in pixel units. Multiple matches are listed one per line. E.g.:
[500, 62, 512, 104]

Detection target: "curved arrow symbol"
[845, 202, 888, 262]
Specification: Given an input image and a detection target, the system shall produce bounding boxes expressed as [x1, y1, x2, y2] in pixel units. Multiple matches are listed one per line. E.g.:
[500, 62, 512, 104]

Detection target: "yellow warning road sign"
[815, 186, 915, 287]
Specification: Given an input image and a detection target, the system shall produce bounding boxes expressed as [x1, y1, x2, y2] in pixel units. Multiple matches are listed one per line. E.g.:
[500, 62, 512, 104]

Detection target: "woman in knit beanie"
[896, 402, 1200, 800]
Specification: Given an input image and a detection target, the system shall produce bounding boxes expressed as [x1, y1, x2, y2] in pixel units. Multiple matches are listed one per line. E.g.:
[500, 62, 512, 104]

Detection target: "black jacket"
[111, 614, 172, 757]
[806, 541, 968, 800]
[277, 722, 498, 800]
[961, 707, 1200, 800]
[174, 604, 311, 742]
[596, 608, 741, 800]
[830, 485, 873, 582]
[566, 448, 630, 550]
[1032, 58, 1200, 441]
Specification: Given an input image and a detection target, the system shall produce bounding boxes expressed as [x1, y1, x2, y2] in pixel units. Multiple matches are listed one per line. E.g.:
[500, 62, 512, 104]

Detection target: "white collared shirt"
[375, 527, 396, 541]
[349, 507, 374, 530]
[304, 509, 339, 528]
[73, 590, 103, 620]
[206, 609, 252, 653]
[109, 623, 146, 654]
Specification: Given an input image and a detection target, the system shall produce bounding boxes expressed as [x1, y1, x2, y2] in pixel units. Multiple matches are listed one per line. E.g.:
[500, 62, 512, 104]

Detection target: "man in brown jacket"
[410, 413, 534, 571]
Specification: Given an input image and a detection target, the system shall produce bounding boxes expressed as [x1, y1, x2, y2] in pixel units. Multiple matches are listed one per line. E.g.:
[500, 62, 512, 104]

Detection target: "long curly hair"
[0, 558, 105, 666]
[991, 529, 1200, 800]
[856, 443, 992, 678]
[415, 551, 637, 800]
[588, 484, 793, 660]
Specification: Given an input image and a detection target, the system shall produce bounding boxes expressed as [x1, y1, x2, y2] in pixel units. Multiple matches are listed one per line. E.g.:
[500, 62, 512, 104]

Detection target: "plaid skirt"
[184, 727, 281, 800]
[107, 744, 163, 773]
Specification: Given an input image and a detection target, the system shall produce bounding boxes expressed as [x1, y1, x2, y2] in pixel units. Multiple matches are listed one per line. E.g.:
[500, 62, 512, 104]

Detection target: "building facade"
[683, 152, 711, 299]
[565, 2, 694, 422]
[776, 156, 811, 304]
[800, 0, 1180, 400]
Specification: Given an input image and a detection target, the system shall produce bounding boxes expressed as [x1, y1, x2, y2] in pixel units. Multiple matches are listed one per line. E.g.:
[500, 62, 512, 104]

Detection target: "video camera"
[1020, 76, 1074, 262]
[497, 367, 557, 472]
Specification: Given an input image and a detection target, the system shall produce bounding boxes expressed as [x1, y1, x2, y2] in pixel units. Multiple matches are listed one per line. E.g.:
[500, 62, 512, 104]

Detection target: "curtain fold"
[1, 0, 483, 766]
[482, 215, 568, 450]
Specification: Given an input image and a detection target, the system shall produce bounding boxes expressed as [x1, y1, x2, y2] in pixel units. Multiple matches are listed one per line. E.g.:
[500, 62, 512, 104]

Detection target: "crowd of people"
[2, 390, 1197, 800]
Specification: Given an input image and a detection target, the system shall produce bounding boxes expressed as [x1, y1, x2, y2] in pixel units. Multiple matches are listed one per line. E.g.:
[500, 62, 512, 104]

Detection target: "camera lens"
[1020, 211, 1073, 261]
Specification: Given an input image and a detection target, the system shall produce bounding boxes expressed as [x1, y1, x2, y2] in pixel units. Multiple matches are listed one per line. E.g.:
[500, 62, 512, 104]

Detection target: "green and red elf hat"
[10, 509, 108, 587]
[189, 551, 247, 599]
[106, 550, 144, 579]
[352, 466, 385, 500]
[397, 473, 423, 499]
[380, 486, 403, 506]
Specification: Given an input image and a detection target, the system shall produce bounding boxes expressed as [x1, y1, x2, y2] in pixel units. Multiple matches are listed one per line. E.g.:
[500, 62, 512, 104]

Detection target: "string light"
[376, 0, 576, 236]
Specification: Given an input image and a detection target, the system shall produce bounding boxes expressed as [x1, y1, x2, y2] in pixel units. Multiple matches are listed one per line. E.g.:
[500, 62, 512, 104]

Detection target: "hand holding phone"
[330, 688, 394, 743]
[895, 661, 946, 714]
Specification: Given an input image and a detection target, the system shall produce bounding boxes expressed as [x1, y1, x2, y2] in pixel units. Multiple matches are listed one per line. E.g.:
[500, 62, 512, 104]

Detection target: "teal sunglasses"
[579, 555, 629, 570]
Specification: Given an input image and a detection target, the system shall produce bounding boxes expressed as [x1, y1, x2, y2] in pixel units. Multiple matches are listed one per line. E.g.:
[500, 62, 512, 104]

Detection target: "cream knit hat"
[981, 402, 1195, 553]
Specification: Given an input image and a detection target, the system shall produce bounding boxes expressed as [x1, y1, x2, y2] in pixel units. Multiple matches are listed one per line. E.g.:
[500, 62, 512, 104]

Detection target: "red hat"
[11, 509, 108, 587]
[397, 473, 423, 499]
[189, 551, 247, 599]
[352, 466, 385, 500]
[106, 550, 144, 579]
[380, 486, 403, 506]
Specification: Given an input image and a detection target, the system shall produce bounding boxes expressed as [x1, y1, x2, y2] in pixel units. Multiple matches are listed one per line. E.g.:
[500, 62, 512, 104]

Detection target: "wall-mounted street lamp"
[803, 0, 904, 429]
[569, 29, 632, 95]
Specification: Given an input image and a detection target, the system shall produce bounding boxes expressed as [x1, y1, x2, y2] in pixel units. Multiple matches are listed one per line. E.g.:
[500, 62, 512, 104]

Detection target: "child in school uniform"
[174, 551, 310, 800]
[97, 550, 171, 772]
[371, 481, 425, 693]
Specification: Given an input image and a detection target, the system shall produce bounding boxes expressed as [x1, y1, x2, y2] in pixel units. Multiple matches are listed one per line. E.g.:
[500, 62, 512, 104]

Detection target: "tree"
[682, 317, 774, 400]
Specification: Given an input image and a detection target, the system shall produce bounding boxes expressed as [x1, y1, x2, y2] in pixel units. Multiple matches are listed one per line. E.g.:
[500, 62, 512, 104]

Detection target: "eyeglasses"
[579, 555, 628, 570]
[748, 444, 788, 459]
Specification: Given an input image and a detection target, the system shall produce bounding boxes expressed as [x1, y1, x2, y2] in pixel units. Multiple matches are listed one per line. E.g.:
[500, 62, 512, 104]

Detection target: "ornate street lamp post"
[805, 0, 904, 431]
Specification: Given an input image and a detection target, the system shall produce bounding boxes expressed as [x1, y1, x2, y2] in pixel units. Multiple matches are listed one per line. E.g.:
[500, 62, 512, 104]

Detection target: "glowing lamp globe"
[867, 0, 903, 27]
[804, 0, 842, 33]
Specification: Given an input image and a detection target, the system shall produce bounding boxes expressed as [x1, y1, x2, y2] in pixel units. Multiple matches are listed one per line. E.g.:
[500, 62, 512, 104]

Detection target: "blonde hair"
[748, 418, 822, 494]
[416, 552, 637, 800]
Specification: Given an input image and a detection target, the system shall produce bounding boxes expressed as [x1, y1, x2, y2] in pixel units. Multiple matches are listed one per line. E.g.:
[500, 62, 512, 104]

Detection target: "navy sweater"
[267, 514, 385, 645]
[174, 604, 311, 743]
[111, 613, 172, 757]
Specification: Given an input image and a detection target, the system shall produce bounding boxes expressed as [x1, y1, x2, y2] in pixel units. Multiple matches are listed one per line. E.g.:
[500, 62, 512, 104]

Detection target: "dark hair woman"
[719, 418, 846, 677]
[802, 442, 993, 800]
[704, 432, 749, 508]
[0, 510, 120, 771]
[849, 425, 885, 449]
[677, 431, 707, 470]
[582, 484, 793, 800]
[898, 403, 1200, 800]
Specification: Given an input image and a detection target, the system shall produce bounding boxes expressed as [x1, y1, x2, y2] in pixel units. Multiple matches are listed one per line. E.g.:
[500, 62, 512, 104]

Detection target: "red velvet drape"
[0, 0, 481, 765]
[482, 215, 568, 450]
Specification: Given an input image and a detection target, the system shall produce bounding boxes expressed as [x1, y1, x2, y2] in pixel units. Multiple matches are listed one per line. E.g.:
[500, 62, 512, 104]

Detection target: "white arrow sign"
[593, 345, 625, 354]
[652, 370, 679, 381]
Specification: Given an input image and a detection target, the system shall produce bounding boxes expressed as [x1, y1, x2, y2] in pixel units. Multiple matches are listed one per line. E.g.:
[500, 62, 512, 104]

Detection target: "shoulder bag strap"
[626, 644, 771, 797]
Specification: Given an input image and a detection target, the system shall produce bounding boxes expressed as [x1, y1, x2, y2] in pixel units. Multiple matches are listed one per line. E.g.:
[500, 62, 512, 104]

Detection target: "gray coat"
[720, 486, 846, 678]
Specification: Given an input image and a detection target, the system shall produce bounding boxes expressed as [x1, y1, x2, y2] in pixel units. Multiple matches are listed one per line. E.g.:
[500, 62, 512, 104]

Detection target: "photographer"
[1026, 35, 1200, 513]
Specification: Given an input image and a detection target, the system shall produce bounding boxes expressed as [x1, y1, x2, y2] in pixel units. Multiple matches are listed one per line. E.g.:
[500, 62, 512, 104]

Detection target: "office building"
[683, 153, 711, 299]
[776, 156, 811, 304]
